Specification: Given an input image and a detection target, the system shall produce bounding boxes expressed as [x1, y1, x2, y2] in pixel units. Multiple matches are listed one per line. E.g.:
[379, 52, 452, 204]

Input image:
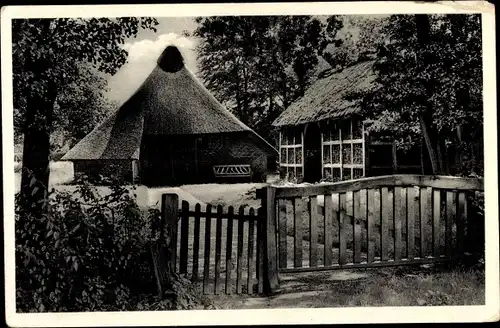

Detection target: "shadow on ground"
[205, 264, 485, 309]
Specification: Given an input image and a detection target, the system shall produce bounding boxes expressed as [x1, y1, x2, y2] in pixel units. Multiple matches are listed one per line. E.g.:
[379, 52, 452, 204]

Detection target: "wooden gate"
[163, 194, 267, 295]
[259, 175, 484, 274]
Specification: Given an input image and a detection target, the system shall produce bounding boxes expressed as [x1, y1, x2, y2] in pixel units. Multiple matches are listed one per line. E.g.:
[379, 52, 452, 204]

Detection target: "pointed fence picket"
[161, 195, 265, 295]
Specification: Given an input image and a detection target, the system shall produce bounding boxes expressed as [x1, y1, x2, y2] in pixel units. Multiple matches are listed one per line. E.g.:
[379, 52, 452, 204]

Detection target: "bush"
[15, 176, 201, 312]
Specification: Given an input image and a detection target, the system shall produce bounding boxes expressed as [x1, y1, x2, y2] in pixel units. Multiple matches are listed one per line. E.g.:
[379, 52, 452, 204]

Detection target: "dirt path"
[206, 269, 372, 309]
[206, 264, 485, 309]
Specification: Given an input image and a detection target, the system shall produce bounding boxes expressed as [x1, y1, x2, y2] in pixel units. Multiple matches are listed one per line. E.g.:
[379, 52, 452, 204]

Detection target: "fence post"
[151, 193, 179, 297]
[162, 193, 179, 272]
[262, 186, 279, 294]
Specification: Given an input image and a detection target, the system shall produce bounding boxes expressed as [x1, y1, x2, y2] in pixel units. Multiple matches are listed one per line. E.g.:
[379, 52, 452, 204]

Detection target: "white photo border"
[2, 1, 498, 326]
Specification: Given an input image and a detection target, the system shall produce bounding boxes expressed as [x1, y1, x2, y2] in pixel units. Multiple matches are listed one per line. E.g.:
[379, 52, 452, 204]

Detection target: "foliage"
[324, 15, 389, 68]
[471, 191, 485, 218]
[353, 14, 483, 175]
[14, 64, 117, 151]
[15, 174, 201, 312]
[51, 67, 118, 151]
[193, 16, 343, 144]
[13, 17, 158, 204]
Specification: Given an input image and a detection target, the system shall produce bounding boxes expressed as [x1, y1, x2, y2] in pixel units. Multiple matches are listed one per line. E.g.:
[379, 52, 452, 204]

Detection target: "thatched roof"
[62, 46, 276, 161]
[272, 60, 376, 127]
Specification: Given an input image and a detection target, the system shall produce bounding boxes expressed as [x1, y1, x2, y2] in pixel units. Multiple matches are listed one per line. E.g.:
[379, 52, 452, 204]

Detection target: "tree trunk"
[242, 67, 250, 125]
[415, 14, 442, 175]
[294, 60, 306, 98]
[436, 138, 446, 175]
[20, 88, 56, 207]
[19, 52, 57, 210]
[420, 137, 425, 175]
[419, 115, 440, 174]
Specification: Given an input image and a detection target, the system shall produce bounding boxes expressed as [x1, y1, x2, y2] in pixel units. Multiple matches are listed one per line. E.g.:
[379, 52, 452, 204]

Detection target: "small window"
[295, 147, 302, 164]
[280, 148, 287, 163]
[287, 148, 294, 164]
[323, 168, 333, 182]
[353, 168, 364, 179]
[342, 168, 352, 181]
[332, 168, 341, 181]
[296, 167, 303, 182]
[353, 144, 363, 164]
[323, 145, 331, 164]
[340, 120, 351, 140]
[332, 145, 341, 164]
[342, 144, 352, 164]
[331, 121, 340, 141]
[352, 119, 363, 139]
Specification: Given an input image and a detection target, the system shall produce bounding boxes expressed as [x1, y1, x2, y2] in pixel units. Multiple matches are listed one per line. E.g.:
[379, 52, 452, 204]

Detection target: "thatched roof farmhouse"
[273, 59, 427, 183]
[63, 46, 277, 186]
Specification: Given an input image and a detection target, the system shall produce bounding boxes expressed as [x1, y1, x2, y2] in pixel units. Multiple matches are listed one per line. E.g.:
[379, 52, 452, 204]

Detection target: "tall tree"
[322, 15, 387, 69]
[194, 16, 343, 142]
[355, 14, 482, 175]
[13, 18, 158, 207]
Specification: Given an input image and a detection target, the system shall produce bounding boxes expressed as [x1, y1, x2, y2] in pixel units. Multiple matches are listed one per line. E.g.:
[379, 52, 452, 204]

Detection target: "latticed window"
[321, 118, 366, 182]
[279, 126, 304, 182]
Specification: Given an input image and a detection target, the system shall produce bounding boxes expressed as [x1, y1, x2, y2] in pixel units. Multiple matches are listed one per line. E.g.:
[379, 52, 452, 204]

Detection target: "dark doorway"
[303, 123, 322, 183]
[140, 135, 202, 187]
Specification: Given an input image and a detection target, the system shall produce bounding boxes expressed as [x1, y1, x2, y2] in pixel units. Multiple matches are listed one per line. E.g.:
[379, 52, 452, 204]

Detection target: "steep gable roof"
[62, 46, 276, 160]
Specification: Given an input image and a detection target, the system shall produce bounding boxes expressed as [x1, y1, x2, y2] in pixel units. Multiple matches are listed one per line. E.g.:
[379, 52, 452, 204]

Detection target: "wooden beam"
[392, 142, 398, 174]
[278, 256, 450, 273]
[420, 137, 425, 175]
[162, 193, 179, 270]
[329, 123, 333, 173]
[321, 122, 324, 180]
[278, 130, 282, 165]
[323, 139, 363, 145]
[285, 130, 289, 179]
[264, 187, 279, 293]
[339, 122, 343, 180]
[350, 119, 354, 179]
[362, 121, 367, 177]
[301, 128, 305, 172]
[271, 175, 484, 198]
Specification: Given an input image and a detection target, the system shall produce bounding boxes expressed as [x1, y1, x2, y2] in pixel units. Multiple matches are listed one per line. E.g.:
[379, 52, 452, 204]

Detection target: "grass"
[207, 265, 485, 309]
